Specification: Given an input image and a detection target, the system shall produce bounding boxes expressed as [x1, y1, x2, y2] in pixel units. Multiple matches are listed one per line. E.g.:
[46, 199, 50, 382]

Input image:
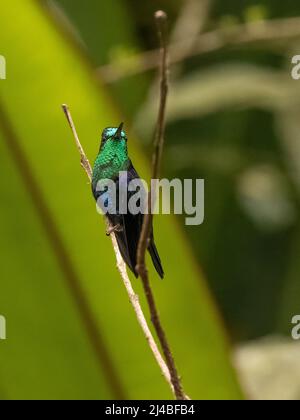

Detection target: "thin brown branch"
[62, 105, 92, 181]
[61, 104, 177, 399]
[98, 16, 300, 83]
[136, 12, 187, 401]
[110, 232, 175, 396]
[136, 10, 168, 268]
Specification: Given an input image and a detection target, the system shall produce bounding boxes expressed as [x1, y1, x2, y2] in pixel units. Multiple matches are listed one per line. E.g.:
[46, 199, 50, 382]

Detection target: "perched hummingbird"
[92, 123, 164, 279]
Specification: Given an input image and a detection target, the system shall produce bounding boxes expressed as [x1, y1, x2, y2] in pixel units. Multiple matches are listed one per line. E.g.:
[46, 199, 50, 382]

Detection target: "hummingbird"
[92, 123, 164, 279]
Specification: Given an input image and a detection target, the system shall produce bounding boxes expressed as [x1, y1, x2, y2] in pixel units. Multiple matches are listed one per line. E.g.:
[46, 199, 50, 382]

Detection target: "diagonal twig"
[98, 16, 300, 83]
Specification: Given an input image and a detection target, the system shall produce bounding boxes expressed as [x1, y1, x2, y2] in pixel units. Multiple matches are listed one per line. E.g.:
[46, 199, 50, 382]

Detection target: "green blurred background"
[0, 0, 300, 400]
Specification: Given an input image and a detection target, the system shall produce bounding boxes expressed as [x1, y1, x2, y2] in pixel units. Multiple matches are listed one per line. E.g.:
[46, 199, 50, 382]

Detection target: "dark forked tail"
[148, 239, 164, 279]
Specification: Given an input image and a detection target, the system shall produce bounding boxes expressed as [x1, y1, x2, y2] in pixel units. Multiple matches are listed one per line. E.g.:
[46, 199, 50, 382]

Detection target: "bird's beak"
[114, 122, 124, 140]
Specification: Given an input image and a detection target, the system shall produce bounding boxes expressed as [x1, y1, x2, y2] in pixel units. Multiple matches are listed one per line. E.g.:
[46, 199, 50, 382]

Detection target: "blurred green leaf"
[237, 164, 296, 230]
[244, 5, 269, 23]
[50, 0, 136, 64]
[135, 64, 300, 139]
[0, 0, 242, 399]
[276, 105, 300, 331]
[51, 0, 149, 115]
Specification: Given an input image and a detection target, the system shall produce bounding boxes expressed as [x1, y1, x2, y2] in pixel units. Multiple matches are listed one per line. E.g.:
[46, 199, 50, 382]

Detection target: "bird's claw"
[106, 224, 123, 236]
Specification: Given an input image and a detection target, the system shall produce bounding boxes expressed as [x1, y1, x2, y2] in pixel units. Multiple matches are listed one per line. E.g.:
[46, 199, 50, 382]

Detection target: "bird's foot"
[106, 224, 123, 236]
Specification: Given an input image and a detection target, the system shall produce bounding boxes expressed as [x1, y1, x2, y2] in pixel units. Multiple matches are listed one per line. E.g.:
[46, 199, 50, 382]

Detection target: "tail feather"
[148, 240, 164, 279]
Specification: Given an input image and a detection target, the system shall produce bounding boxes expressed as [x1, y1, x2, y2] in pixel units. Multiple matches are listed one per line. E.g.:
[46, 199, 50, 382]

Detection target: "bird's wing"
[116, 163, 144, 277]
[120, 163, 164, 278]
[107, 162, 164, 278]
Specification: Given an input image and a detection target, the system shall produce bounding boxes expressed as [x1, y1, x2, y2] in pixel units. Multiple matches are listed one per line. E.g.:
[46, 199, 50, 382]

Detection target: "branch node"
[155, 10, 167, 23]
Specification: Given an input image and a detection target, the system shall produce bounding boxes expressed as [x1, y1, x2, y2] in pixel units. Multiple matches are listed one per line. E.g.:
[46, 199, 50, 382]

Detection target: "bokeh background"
[1, 0, 300, 400]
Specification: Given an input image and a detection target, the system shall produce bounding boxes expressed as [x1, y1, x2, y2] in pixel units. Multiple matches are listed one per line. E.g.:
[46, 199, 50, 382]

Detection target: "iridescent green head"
[93, 122, 130, 181]
[100, 122, 127, 152]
